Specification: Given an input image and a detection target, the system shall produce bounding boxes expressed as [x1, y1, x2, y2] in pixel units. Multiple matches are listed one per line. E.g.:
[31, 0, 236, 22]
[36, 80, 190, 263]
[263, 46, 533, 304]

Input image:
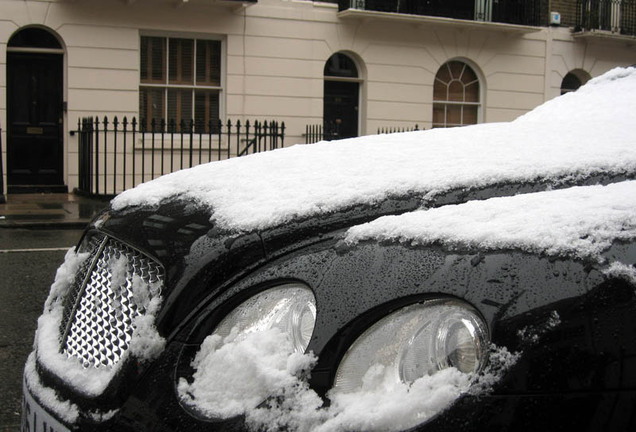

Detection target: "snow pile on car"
[178, 328, 318, 419]
[112, 67, 636, 235]
[345, 181, 636, 261]
[178, 325, 518, 431]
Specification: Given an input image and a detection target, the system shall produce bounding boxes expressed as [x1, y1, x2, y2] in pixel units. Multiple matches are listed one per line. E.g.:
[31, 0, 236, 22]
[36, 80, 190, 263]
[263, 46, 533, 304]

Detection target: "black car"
[22, 67, 636, 432]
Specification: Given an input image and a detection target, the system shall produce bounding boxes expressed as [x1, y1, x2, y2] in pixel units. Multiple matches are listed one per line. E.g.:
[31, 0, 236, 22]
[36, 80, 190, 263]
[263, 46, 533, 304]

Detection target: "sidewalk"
[0, 193, 110, 229]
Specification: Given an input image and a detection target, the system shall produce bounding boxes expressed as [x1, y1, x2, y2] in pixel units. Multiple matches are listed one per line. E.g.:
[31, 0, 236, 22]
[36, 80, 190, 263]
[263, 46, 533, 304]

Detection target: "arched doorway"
[323, 53, 361, 140]
[6, 27, 65, 193]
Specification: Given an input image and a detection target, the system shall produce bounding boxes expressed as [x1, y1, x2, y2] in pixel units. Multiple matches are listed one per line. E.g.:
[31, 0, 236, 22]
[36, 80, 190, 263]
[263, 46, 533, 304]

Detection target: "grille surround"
[60, 234, 164, 368]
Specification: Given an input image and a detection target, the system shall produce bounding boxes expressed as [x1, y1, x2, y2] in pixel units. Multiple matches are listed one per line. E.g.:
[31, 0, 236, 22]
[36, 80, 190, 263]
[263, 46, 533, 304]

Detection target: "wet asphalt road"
[0, 228, 84, 432]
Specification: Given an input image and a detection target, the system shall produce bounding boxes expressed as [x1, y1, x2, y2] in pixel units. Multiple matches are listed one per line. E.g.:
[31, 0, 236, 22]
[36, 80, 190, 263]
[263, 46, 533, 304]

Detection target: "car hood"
[95, 177, 636, 338]
[92, 193, 423, 335]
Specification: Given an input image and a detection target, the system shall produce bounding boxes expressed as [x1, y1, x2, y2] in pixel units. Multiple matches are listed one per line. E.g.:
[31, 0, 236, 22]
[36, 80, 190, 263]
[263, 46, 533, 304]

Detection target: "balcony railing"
[576, 0, 636, 36]
[336, 0, 543, 26]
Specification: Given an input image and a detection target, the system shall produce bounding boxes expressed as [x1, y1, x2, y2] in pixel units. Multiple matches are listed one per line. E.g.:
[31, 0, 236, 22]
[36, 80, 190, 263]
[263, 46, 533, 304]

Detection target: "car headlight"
[333, 298, 488, 393]
[178, 283, 317, 419]
[211, 283, 317, 353]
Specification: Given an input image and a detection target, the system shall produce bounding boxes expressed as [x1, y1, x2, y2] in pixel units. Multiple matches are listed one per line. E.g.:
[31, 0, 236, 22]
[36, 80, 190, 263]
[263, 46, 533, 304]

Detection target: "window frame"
[139, 32, 225, 132]
[432, 60, 482, 128]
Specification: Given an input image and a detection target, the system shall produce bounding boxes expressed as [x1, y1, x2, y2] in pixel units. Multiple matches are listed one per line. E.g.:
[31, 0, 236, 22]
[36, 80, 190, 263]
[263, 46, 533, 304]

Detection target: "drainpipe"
[544, 26, 553, 102]
[0, 125, 5, 204]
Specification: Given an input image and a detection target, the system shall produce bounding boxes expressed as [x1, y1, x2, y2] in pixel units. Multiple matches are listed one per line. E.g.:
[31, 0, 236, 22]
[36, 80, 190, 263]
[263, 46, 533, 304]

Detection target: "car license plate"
[22, 380, 71, 432]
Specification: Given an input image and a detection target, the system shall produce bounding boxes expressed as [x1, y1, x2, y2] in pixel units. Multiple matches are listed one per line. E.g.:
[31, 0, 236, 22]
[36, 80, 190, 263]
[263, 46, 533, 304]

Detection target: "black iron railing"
[305, 124, 326, 144]
[377, 124, 420, 134]
[304, 123, 420, 144]
[576, 0, 636, 35]
[77, 117, 285, 197]
[304, 122, 344, 143]
[337, 0, 543, 26]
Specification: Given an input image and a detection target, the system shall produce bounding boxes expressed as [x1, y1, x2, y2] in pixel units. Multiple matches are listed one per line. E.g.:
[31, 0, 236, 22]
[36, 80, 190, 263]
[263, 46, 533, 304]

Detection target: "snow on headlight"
[178, 327, 320, 420]
[178, 294, 517, 432]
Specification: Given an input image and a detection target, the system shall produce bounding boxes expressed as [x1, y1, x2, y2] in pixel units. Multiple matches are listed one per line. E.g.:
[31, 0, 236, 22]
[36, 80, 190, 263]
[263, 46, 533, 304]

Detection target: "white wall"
[1, 0, 634, 194]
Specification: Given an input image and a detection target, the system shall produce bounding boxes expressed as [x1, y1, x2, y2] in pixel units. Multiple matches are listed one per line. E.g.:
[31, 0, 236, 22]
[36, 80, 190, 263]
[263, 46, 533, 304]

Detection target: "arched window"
[323, 53, 361, 140]
[433, 60, 480, 128]
[560, 70, 590, 95]
[324, 53, 358, 78]
[8, 27, 62, 49]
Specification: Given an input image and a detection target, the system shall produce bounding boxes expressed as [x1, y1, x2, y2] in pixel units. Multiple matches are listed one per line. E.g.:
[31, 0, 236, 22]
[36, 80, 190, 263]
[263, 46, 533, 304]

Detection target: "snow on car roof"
[112, 67, 636, 236]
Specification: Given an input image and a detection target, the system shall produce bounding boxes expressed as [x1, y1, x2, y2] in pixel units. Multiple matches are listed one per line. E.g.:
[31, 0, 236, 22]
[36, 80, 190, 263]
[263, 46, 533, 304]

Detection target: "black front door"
[7, 52, 64, 189]
[324, 80, 359, 140]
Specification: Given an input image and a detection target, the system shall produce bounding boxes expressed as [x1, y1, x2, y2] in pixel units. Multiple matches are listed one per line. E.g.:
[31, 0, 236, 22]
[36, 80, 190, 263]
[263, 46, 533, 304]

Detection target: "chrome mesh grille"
[61, 235, 163, 368]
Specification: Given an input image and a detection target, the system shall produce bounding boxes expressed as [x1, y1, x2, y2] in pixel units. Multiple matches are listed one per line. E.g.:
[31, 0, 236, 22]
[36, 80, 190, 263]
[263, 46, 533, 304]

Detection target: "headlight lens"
[211, 283, 317, 353]
[333, 299, 488, 393]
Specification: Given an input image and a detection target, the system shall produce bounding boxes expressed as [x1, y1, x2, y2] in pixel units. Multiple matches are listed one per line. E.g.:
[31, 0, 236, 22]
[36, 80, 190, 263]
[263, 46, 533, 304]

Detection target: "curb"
[0, 219, 92, 229]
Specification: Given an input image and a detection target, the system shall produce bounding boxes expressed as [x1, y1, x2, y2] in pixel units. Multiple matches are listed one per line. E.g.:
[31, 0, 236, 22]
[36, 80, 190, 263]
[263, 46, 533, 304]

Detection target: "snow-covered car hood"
[110, 67, 636, 235]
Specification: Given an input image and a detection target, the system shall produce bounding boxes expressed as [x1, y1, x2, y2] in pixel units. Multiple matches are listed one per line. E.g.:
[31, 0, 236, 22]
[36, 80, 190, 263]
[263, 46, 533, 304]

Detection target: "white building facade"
[1, 0, 634, 197]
